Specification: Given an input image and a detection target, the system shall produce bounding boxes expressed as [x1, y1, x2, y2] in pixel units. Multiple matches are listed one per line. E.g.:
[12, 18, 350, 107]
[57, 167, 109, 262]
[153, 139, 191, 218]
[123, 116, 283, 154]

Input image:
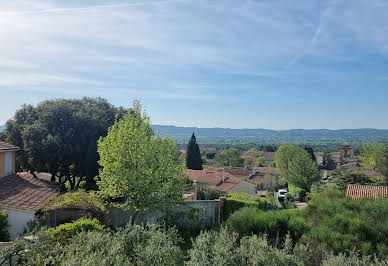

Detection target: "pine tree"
[186, 133, 203, 170]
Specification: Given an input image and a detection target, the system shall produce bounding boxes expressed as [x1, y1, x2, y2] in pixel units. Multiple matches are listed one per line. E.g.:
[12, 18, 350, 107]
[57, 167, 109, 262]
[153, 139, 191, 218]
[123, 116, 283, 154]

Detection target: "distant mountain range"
[1, 124, 388, 144]
[153, 125, 388, 144]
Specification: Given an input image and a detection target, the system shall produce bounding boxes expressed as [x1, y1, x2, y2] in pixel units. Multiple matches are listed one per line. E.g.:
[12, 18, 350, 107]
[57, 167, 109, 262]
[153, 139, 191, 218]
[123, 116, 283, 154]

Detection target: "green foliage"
[46, 218, 103, 244]
[321, 152, 337, 170]
[187, 228, 304, 266]
[97, 101, 186, 213]
[43, 190, 107, 215]
[360, 143, 388, 181]
[0, 209, 9, 241]
[186, 133, 203, 170]
[1, 223, 183, 266]
[1, 98, 126, 190]
[227, 207, 309, 247]
[322, 251, 388, 266]
[220, 197, 268, 221]
[285, 152, 320, 192]
[312, 170, 382, 192]
[275, 144, 309, 173]
[255, 157, 266, 167]
[215, 148, 244, 167]
[197, 189, 225, 200]
[159, 206, 205, 235]
[299, 189, 388, 260]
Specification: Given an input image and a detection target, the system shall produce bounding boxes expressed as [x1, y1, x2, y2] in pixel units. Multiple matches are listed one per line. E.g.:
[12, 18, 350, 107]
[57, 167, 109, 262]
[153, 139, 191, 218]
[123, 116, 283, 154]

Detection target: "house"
[247, 167, 281, 191]
[346, 184, 388, 200]
[0, 172, 60, 240]
[186, 168, 256, 195]
[0, 142, 20, 178]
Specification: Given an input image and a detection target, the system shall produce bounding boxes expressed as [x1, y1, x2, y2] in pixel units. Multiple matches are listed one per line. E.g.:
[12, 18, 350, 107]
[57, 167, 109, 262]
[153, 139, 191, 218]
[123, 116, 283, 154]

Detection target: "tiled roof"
[185, 169, 241, 193]
[0, 142, 20, 152]
[200, 147, 216, 152]
[346, 184, 388, 200]
[255, 167, 281, 175]
[262, 152, 275, 161]
[0, 172, 60, 212]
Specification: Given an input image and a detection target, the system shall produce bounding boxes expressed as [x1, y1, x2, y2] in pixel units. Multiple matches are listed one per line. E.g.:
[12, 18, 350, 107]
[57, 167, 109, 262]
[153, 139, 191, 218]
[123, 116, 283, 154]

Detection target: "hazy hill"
[153, 125, 388, 144]
[0, 125, 5, 132]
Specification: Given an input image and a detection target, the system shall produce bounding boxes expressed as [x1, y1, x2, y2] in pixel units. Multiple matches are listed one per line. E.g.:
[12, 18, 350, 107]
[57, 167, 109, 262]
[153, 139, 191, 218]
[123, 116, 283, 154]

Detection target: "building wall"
[229, 181, 256, 194]
[0, 152, 4, 177]
[5, 209, 35, 240]
[0, 151, 16, 178]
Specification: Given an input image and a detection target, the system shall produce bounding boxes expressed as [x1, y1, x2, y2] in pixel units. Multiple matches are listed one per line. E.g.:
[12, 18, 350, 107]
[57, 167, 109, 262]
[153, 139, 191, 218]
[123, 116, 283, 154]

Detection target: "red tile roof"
[263, 152, 275, 161]
[346, 184, 388, 200]
[0, 142, 20, 152]
[255, 167, 280, 175]
[185, 169, 241, 193]
[0, 172, 60, 212]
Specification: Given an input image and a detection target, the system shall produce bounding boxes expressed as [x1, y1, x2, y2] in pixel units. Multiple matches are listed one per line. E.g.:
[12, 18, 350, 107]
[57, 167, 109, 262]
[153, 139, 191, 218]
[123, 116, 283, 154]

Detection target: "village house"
[0, 142, 60, 240]
[0, 142, 19, 178]
[186, 168, 256, 195]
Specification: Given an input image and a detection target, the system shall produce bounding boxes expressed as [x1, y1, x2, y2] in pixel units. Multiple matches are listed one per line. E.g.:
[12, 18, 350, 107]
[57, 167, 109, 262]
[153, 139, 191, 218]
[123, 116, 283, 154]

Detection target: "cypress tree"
[186, 133, 203, 170]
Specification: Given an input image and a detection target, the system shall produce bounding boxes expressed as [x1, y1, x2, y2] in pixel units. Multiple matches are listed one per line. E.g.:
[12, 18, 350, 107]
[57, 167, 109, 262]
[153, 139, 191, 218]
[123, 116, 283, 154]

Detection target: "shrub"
[227, 207, 309, 247]
[0, 209, 9, 241]
[43, 191, 108, 219]
[220, 197, 268, 221]
[46, 218, 103, 244]
[187, 227, 304, 266]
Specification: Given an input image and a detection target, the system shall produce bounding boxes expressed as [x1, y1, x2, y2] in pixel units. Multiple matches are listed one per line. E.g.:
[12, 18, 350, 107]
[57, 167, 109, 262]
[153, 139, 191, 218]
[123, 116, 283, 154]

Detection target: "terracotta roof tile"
[346, 184, 388, 200]
[0, 172, 60, 212]
[0, 142, 20, 152]
[185, 169, 241, 193]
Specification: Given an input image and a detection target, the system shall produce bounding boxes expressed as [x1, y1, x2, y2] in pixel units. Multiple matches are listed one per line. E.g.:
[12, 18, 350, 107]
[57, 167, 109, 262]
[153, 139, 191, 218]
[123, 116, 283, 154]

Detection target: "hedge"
[0, 209, 9, 241]
[220, 197, 268, 221]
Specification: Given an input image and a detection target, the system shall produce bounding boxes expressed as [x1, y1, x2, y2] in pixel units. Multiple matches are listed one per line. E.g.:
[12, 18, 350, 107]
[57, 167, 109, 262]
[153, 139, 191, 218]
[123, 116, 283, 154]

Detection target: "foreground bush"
[0, 209, 9, 241]
[227, 207, 309, 247]
[220, 197, 268, 221]
[46, 217, 103, 244]
[187, 227, 304, 266]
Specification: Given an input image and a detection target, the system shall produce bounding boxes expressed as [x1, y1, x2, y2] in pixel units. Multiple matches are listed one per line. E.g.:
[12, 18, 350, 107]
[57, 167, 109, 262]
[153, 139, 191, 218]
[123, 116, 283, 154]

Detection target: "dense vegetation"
[0, 97, 126, 190]
[0, 210, 9, 241]
[97, 101, 186, 217]
[228, 189, 388, 264]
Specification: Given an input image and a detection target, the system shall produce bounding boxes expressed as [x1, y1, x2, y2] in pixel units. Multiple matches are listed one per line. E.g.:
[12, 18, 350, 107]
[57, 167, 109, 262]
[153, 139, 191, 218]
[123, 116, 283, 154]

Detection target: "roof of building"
[0, 172, 60, 212]
[200, 147, 216, 153]
[346, 184, 388, 200]
[185, 169, 241, 193]
[0, 142, 20, 152]
[255, 167, 281, 175]
[262, 152, 275, 161]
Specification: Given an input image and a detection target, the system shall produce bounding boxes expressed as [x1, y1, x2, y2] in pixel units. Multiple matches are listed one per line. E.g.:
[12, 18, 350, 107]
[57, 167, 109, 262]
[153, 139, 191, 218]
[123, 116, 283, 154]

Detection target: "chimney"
[193, 180, 197, 201]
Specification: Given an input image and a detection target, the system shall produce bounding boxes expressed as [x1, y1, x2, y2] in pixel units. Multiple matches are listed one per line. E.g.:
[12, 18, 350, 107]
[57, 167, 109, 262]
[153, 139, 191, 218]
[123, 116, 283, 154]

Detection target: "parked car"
[277, 189, 288, 201]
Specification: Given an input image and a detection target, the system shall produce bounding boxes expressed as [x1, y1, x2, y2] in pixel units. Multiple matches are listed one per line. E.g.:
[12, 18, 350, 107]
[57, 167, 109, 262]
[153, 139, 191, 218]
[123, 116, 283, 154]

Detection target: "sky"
[0, 0, 388, 130]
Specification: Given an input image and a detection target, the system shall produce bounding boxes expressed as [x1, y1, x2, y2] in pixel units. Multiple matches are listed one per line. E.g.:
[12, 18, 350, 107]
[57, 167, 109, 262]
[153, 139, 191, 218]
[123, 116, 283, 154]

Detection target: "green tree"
[285, 153, 320, 192]
[186, 133, 202, 170]
[1, 98, 125, 189]
[360, 143, 388, 182]
[97, 101, 186, 218]
[275, 145, 309, 173]
[215, 148, 244, 167]
[322, 152, 336, 170]
[255, 157, 266, 167]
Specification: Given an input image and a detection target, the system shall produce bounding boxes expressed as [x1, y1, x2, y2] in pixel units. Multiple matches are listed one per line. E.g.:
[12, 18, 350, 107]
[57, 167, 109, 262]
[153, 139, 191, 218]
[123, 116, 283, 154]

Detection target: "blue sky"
[0, 0, 387, 129]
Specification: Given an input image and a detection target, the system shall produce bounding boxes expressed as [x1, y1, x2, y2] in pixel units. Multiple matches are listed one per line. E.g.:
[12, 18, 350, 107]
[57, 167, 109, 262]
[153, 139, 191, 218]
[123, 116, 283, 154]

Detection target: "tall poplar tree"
[186, 133, 203, 170]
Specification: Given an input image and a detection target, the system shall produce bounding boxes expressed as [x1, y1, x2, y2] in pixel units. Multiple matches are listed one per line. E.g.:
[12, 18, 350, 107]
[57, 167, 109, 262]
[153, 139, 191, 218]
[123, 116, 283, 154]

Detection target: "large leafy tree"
[97, 101, 186, 216]
[285, 152, 320, 192]
[215, 148, 244, 167]
[1, 97, 125, 189]
[275, 144, 309, 173]
[186, 133, 203, 170]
